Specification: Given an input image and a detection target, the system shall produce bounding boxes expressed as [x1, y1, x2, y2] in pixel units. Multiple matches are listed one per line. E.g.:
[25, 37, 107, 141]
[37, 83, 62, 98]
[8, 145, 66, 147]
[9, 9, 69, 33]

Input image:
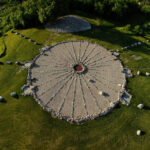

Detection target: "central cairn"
[26, 41, 126, 123]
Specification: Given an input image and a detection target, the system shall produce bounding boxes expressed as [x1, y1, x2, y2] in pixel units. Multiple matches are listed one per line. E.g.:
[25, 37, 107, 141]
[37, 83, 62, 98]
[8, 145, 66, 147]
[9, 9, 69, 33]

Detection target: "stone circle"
[45, 15, 91, 33]
[27, 41, 126, 123]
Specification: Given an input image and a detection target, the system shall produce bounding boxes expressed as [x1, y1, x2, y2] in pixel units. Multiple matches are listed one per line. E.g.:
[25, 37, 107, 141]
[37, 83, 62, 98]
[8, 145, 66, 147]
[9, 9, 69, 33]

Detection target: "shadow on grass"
[72, 23, 150, 55]
[144, 106, 150, 110]
[0, 38, 7, 58]
[0, 99, 7, 103]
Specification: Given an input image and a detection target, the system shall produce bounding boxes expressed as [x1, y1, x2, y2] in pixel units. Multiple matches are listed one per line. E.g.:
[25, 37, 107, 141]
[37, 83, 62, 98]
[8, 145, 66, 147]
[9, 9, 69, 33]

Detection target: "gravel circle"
[28, 41, 126, 123]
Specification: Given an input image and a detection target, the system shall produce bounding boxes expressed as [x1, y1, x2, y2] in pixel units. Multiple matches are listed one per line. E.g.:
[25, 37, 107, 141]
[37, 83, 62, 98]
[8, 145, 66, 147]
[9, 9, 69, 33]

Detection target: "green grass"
[0, 16, 150, 150]
[0, 37, 5, 57]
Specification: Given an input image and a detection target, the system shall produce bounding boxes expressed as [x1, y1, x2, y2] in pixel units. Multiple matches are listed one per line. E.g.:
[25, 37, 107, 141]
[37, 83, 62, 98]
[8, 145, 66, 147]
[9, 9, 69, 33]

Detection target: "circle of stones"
[28, 41, 126, 123]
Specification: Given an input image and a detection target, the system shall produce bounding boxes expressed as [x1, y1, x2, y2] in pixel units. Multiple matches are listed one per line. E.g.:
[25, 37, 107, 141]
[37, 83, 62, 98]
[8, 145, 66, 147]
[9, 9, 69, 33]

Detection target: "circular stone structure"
[45, 15, 91, 33]
[28, 41, 126, 123]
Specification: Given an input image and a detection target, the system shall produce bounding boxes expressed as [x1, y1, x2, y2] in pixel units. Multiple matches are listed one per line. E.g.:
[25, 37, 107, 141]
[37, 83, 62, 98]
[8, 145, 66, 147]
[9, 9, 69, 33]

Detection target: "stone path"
[27, 41, 127, 123]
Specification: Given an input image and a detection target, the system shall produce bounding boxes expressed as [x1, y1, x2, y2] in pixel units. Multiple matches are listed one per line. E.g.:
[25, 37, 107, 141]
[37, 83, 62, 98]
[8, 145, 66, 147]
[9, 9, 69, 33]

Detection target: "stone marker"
[10, 92, 18, 98]
[0, 96, 4, 102]
[123, 68, 133, 78]
[6, 61, 12, 65]
[23, 36, 28, 39]
[137, 130, 142, 136]
[137, 71, 141, 75]
[98, 91, 104, 96]
[112, 52, 120, 57]
[24, 62, 32, 69]
[34, 42, 38, 45]
[110, 102, 117, 107]
[29, 39, 33, 42]
[15, 61, 21, 65]
[137, 104, 144, 109]
[146, 72, 150, 76]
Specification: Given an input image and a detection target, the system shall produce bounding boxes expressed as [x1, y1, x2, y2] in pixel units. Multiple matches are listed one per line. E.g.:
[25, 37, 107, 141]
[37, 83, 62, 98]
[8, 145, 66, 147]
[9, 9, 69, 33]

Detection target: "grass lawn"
[0, 16, 150, 150]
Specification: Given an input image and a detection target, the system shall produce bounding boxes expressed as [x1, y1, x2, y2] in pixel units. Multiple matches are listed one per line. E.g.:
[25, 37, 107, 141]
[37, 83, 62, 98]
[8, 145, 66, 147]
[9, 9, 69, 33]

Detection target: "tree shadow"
[72, 23, 150, 55]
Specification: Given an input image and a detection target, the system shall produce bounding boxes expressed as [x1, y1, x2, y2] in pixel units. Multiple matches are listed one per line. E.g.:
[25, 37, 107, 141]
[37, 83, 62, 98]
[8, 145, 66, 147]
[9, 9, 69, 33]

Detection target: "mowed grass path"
[0, 16, 150, 150]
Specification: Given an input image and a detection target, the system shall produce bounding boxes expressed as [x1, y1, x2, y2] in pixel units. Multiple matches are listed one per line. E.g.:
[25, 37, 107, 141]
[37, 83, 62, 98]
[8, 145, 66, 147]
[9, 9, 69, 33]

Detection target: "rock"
[10, 92, 18, 98]
[118, 84, 122, 87]
[0, 96, 4, 102]
[15, 32, 19, 35]
[24, 62, 32, 69]
[29, 39, 33, 42]
[6, 61, 12, 65]
[39, 46, 50, 52]
[34, 42, 38, 45]
[120, 91, 132, 105]
[147, 39, 150, 42]
[137, 104, 144, 109]
[137, 71, 141, 75]
[137, 130, 142, 136]
[146, 72, 150, 76]
[45, 15, 91, 33]
[110, 102, 117, 107]
[22, 85, 35, 96]
[20, 34, 23, 37]
[89, 79, 95, 83]
[23, 36, 28, 39]
[112, 52, 120, 57]
[123, 68, 133, 78]
[15, 61, 21, 65]
[98, 91, 104, 96]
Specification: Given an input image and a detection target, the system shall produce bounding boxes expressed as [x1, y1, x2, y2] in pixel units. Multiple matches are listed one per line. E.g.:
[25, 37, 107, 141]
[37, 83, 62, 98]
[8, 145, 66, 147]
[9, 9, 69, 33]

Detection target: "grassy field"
[0, 16, 150, 150]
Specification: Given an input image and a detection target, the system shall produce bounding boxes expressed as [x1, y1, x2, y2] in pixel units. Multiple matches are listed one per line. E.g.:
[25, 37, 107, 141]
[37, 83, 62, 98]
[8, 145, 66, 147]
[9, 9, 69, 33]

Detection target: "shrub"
[124, 24, 132, 31]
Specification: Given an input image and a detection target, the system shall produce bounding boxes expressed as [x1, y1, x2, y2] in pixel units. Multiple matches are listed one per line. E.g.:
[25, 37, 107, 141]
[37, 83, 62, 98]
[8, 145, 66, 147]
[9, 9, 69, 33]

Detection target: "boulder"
[0, 96, 4, 102]
[10, 92, 18, 98]
[137, 130, 142, 136]
[98, 91, 104, 96]
[24, 62, 32, 69]
[15, 61, 21, 65]
[112, 52, 120, 57]
[137, 71, 141, 75]
[123, 68, 133, 78]
[6, 61, 12, 65]
[120, 91, 132, 106]
[146, 72, 150, 76]
[137, 104, 144, 109]
[29, 39, 33, 42]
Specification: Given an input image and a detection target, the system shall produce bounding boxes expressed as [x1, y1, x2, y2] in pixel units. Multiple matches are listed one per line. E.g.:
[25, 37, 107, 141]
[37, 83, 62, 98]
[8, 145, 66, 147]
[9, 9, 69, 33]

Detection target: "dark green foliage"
[123, 23, 150, 35]
[0, 0, 56, 33]
[94, 0, 141, 18]
[0, 0, 150, 34]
